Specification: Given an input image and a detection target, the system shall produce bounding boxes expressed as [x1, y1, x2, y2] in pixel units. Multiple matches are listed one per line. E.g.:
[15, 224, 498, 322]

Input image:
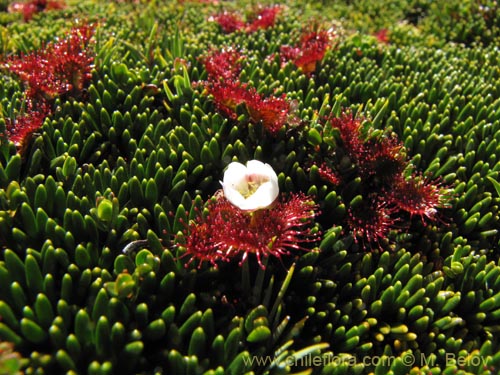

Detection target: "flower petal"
[221, 160, 279, 211]
[223, 162, 249, 192]
[223, 185, 247, 209]
[240, 180, 278, 210]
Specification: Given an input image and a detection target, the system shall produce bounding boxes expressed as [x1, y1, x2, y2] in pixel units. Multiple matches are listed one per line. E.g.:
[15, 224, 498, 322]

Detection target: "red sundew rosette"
[180, 160, 319, 268]
[201, 47, 243, 82]
[2, 24, 94, 150]
[8, 0, 65, 22]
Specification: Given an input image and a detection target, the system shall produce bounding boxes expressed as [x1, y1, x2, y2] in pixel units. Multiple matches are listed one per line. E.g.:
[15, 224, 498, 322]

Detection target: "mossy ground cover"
[0, 0, 499, 374]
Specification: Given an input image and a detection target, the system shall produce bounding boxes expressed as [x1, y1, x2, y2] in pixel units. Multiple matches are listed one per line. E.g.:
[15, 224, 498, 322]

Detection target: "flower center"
[241, 173, 270, 198]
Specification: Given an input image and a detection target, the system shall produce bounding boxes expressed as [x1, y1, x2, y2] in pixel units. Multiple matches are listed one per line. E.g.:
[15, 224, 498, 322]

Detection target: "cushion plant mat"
[1, 0, 500, 374]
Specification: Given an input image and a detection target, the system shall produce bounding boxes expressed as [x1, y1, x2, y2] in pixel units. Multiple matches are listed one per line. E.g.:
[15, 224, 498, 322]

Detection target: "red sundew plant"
[51, 25, 95, 96]
[5, 99, 50, 148]
[245, 5, 281, 33]
[8, 0, 65, 22]
[374, 29, 390, 44]
[5, 24, 94, 101]
[389, 174, 451, 222]
[206, 81, 253, 120]
[202, 47, 292, 135]
[358, 136, 406, 181]
[206, 80, 291, 135]
[179, 193, 319, 269]
[245, 92, 292, 135]
[316, 162, 340, 186]
[180, 0, 219, 3]
[313, 110, 451, 248]
[212, 5, 281, 34]
[279, 45, 300, 64]
[326, 112, 406, 183]
[212, 11, 245, 33]
[347, 199, 397, 246]
[327, 111, 365, 160]
[201, 47, 243, 82]
[280, 28, 333, 75]
[2, 24, 95, 148]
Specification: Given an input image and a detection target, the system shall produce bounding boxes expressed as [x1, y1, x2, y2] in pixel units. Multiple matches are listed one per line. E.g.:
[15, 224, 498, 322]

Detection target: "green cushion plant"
[0, 0, 499, 374]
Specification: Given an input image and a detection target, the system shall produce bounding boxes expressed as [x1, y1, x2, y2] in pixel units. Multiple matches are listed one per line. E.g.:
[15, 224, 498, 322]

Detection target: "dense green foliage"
[0, 0, 500, 374]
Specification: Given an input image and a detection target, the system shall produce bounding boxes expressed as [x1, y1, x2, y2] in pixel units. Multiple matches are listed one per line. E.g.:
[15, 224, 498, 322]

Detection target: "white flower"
[221, 160, 279, 211]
